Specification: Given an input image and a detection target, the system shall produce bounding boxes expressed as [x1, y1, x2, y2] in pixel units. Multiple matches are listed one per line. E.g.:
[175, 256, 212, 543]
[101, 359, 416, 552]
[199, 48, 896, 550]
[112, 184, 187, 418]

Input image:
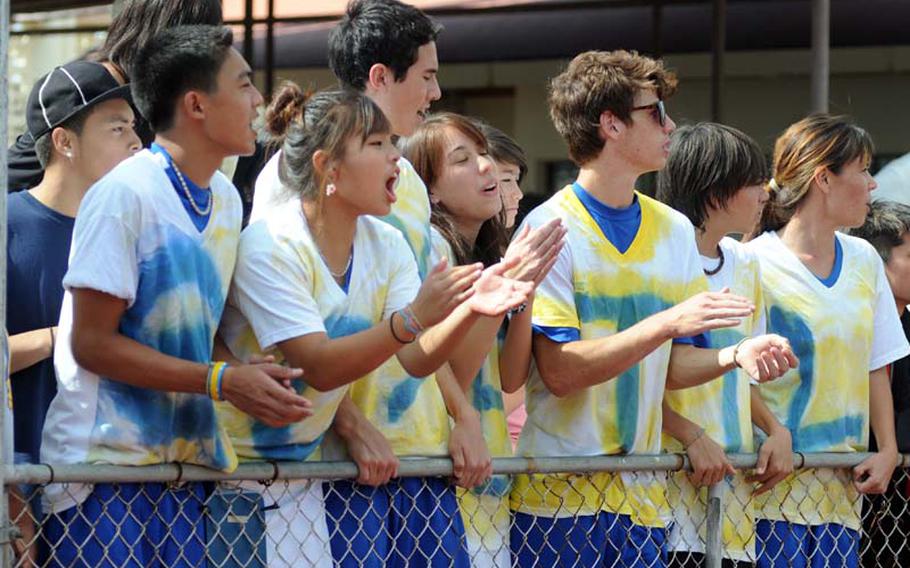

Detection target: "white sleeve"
[383, 233, 422, 319]
[62, 181, 140, 305]
[869, 255, 910, 371]
[230, 233, 326, 351]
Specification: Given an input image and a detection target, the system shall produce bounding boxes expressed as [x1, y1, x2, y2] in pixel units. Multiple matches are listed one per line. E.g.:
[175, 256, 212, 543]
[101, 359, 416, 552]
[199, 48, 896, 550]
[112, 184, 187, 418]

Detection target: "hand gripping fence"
[2, 453, 910, 567]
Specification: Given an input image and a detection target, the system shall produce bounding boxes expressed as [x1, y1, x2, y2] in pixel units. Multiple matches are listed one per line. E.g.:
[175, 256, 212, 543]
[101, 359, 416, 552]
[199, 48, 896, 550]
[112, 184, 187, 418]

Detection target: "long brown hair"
[402, 113, 509, 267]
[756, 114, 873, 235]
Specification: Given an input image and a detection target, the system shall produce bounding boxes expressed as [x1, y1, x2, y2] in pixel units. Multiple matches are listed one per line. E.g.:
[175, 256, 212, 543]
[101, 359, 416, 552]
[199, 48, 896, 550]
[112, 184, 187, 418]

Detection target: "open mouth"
[385, 173, 399, 203]
[482, 182, 498, 195]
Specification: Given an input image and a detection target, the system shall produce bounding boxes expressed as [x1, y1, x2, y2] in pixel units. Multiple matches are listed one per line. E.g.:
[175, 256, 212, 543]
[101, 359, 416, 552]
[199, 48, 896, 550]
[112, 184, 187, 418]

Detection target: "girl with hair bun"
[217, 83, 532, 567]
[746, 114, 910, 567]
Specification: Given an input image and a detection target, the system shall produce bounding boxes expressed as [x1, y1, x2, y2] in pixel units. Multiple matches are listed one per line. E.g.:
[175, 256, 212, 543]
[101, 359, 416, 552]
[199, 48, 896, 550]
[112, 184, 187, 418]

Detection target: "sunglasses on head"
[630, 100, 666, 127]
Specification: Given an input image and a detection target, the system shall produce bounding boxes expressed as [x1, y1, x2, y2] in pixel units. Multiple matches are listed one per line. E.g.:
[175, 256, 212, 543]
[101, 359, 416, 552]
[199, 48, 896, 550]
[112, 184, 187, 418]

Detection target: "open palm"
[467, 262, 533, 316]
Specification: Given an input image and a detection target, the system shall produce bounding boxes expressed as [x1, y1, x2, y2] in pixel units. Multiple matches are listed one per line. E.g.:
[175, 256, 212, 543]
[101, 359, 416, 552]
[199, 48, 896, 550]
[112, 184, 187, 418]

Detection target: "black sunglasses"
[630, 100, 666, 127]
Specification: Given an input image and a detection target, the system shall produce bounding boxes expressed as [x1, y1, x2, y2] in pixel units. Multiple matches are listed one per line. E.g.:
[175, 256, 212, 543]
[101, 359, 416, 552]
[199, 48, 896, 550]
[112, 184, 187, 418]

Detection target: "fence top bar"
[2, 452, 894, 485]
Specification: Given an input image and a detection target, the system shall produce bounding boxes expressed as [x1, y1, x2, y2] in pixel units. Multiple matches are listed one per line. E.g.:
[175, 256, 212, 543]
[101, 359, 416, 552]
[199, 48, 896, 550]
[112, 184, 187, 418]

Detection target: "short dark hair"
[549, 50, 677, 165]
[849, 201, 910, 263]
[104, 0, 223, 80]
[475, 121, 528, 184]
[328, 0, 441, 91]
[34, 111, 92, 168]
[657, 123, 768, 230]
[131, 25, 234, 132]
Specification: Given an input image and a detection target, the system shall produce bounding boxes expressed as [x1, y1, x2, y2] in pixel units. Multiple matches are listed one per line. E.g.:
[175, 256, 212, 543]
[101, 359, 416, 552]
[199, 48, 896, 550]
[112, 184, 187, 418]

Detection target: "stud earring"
[326, 183, 336, 197]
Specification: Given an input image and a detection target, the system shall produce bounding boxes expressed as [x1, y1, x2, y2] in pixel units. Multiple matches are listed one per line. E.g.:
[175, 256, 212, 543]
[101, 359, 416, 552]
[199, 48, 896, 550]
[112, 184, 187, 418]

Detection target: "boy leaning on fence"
[656, 123, 795, 567]
[508, 49, 797, 567]
[38, 25, 313, 567]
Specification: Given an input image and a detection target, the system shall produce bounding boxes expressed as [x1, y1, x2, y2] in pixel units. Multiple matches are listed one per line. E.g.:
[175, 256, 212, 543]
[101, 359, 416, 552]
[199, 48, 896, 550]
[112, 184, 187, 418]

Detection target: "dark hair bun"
[264, 81, 312, 140]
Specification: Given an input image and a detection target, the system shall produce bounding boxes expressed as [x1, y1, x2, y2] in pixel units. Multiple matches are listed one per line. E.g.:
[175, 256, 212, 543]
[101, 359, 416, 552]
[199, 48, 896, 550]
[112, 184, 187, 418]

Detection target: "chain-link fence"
[1, 453, 909, 567]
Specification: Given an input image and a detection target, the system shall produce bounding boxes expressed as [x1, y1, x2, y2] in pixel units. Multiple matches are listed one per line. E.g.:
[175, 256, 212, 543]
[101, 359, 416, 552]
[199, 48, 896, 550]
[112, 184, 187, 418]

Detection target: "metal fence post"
[0, 0, 11, 565]
[704, 481, 724, 568]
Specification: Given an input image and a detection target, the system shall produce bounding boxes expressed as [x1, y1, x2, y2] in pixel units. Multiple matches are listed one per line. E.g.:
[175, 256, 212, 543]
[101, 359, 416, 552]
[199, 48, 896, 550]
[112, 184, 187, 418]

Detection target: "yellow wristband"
[208, 362, 227, 401]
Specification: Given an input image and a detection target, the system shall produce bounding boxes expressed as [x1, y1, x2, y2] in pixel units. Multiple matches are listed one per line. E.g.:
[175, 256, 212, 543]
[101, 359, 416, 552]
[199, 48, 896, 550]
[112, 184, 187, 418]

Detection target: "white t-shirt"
[747, 230, 910, 529]
[217, 203, 420, 462]
[41, 150, 242, 512]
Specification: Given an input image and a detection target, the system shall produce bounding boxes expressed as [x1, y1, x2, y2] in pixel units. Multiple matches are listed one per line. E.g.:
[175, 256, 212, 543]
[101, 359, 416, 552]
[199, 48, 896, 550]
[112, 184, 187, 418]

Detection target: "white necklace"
[325, 252, 353, 280]
[171, 160, 212, 216]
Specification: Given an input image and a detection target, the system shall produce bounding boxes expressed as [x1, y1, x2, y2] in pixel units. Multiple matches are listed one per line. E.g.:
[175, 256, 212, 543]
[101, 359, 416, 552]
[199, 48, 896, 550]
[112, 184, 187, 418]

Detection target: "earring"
[326, 183, 336, 197]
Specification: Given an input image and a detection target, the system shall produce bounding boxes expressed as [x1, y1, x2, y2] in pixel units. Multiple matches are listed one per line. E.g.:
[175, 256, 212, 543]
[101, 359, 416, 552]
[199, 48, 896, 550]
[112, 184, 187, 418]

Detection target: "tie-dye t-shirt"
[217, 205, 420, 462]
[321, 158, 449, 459]
[747, 230, 909, 529]
[510, 187, 707, 527]
[431, 227, 512, 566]
[41, 150, 242, 512]
[663, 236, 765, 561]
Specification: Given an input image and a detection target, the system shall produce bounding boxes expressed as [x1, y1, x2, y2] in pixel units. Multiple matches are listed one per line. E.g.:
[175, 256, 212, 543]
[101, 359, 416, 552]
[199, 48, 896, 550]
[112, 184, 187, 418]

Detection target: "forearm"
[666, 344, 736, 390]
[332, 393, 372, 442]
[870, 367, 898, 453]
[661, 399, 703, 446]
[398, 303, 481, 379]
[536, 312, 670, 397]
[750, 385, 788, 436]
[499, 307, 533, 394]
[73, 328, 208, 394]
[446, 314, 504, 391]
[281, 317, 409, 391]
[435, 363, 478, 423]
[9, 327, 55, 374]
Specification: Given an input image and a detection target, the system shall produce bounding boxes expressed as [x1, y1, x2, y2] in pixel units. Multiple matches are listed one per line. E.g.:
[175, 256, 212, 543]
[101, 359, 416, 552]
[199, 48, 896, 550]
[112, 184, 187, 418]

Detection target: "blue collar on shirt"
[571, 182, 642, 254]
[150, 143, 212, 232]
[816, 236, 843, 288]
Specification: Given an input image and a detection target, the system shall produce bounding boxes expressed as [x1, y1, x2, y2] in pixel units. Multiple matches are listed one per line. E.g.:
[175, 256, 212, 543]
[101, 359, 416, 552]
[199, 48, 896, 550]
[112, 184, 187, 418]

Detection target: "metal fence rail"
[2, 453, 909, 567]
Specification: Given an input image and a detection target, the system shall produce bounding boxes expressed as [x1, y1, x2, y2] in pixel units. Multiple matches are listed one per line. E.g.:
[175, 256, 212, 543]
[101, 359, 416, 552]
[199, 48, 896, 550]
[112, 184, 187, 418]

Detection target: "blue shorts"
[756, 519, 859, 568]
[511, 510, 667, 567]
[43, 482, 207, 568]
[324, 477, 470, 568]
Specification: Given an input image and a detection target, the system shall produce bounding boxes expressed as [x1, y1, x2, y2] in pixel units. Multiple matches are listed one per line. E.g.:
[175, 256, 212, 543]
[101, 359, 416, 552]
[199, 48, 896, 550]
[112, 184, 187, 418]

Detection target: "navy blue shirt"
[7, 191, 74, 464]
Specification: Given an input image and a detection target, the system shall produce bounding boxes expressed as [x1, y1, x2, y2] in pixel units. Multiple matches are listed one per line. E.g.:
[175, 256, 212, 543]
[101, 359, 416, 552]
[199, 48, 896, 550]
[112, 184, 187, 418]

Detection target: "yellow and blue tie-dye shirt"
[218, 205, 420, 462]
[663, 236, 765, 455]
[511, 187, 706, 525]
[430, 228, 512, 464]
[663, 236, 765, 562]
[41, 150, 242, 511]
[747, 230, 909, 528]
[322, 158, 449, 458]
[517, 187, 706, 458]
[381, 157, 434, 280]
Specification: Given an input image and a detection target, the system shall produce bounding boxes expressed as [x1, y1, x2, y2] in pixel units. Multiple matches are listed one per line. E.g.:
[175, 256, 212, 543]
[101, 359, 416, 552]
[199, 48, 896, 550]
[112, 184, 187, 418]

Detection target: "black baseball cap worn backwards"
[26, 60, 132, 140]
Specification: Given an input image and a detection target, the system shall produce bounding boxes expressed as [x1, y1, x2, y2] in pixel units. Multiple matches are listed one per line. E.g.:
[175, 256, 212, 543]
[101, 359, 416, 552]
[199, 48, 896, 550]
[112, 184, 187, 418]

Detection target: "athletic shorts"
[755, 519, 859, 568]
[43, 481, 206, 568]
[511, 510, 667, 567]
[324, 476, 470, 567]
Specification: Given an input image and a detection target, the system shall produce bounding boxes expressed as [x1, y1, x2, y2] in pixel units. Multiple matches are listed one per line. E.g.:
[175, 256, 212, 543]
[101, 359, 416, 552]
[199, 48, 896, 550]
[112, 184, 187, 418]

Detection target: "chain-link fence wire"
[2, 454, 910, 567]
